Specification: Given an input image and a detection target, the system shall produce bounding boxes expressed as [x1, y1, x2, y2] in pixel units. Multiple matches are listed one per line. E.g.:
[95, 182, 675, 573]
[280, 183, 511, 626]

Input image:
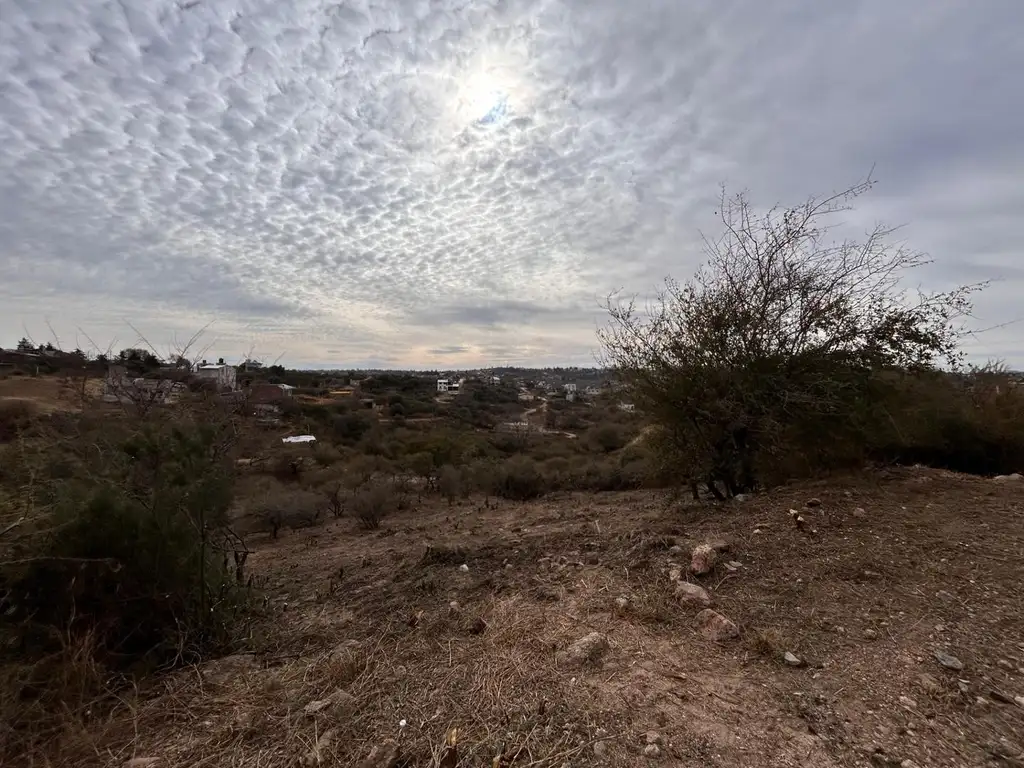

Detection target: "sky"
[1, 0, 1022, 369]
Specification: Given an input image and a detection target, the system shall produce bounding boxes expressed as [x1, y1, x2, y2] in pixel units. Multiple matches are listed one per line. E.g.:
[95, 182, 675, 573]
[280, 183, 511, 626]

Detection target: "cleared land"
[59, 466, 1024, 768]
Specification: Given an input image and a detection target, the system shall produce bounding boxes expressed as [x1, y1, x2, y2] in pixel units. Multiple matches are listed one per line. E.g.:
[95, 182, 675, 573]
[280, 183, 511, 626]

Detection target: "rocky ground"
[65, 467, 1024, 767]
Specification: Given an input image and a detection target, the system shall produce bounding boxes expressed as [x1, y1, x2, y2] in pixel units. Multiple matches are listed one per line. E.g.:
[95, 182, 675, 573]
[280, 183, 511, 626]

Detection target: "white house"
[563, 382, 577, 394]
[437, 378, 450, 393]
[196, 363, 237, 391]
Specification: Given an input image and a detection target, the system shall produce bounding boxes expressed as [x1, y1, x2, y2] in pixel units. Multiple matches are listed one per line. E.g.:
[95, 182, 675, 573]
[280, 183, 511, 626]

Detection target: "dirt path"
[61, 468, 1024, 767]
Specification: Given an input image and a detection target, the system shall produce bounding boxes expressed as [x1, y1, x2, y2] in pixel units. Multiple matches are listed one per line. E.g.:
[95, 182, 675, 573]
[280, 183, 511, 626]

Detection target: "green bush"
[0, 411, 250, 685]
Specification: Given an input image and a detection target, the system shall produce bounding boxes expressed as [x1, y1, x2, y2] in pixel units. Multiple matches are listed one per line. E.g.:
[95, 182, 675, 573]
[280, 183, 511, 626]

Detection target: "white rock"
[614, 597, 630, 610]
[643, 744, 661, 758]
[783, 652, 803, 667]
[459, 563, 470, 572]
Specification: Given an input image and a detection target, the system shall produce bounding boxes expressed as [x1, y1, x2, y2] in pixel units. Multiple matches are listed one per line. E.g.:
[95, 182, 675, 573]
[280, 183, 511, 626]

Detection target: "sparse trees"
[600, 179, 979, 499]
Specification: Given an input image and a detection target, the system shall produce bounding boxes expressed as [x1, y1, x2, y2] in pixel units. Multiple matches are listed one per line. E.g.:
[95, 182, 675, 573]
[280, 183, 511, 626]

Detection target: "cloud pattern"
[1, 0, 1023, 367]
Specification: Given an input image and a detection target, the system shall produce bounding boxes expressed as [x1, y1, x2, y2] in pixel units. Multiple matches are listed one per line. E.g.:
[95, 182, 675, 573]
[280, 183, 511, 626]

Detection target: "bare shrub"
[600, 178, 980, 497]
[0, 398, 41, 442]
[437, 464, 462, 506]
[349, 484, 396, 530]
[493, 456, 548, 501]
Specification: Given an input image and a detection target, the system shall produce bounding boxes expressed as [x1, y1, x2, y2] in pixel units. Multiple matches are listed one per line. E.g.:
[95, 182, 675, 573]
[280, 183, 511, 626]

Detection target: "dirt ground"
[62, 467, 1024, 767]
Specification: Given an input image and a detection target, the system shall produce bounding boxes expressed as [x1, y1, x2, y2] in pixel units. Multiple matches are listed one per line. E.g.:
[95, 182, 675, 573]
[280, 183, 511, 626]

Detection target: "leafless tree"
[599, 178, 982, 499]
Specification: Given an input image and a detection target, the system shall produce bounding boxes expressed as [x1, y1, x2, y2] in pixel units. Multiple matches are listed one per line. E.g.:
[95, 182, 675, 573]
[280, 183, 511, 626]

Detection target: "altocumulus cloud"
[1, 0, 1023, 367]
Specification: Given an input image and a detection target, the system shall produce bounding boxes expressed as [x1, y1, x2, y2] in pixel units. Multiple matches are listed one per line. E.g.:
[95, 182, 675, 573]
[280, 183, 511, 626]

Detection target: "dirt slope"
[60, 467, 1024, 767]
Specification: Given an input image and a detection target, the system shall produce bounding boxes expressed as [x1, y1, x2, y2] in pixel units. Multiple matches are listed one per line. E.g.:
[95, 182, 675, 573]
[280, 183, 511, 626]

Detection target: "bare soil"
[53, 467, 1024, 767]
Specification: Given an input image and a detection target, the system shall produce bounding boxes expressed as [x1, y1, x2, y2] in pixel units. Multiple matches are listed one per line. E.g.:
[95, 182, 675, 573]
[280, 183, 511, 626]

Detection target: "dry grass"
[8, 467, 1024, 767]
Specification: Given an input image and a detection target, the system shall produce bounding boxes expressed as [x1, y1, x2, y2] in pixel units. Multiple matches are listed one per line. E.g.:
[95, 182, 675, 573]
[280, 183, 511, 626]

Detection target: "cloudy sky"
[1, 0, 1022, 368]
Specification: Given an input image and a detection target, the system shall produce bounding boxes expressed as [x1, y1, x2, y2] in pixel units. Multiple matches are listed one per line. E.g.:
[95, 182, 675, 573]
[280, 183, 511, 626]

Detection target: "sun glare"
[458, 71, 513, 126]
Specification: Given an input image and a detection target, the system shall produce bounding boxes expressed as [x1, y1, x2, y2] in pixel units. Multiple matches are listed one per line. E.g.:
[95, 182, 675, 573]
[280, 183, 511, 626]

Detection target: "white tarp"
[282, 435, 316, 444]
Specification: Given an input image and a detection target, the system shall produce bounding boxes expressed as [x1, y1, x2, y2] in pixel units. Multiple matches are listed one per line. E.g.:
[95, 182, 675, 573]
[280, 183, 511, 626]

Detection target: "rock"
[695, 609, 739, 642]
[643, 744, 661, 758]
[1015, 695, 1024, 708]
[614, 597, 630, 610]
[690, 544, 718, 576]
[934, 650, 964, 671]
[668, 545, 684, 555]
[917, 673, 943, 696]
[593, 741, 609, 758]
[563, 632, 610, 667]
[448, 601, 461, 614]
[645, 731, 663, 745]
[864, 629, 878, 641]
[852, 508, 867, 519]
[993, 473, 1022, 481]
[304, 688, 356, 717]
[299, 729, 339, 767]
[458, 564, 469, 572]
[783, 652, 804, 667]
[708, 539, 731, 554]
[899, 695, 917, 709]
[901, 761, 921, 768]
[990, 689, 1015, 705]
[674, 581, 711, 607]
[733, 493, 750, 502]
[668, 567, 683, 583]
[355, 740, 401, 768]
[806, 498, 822, 508]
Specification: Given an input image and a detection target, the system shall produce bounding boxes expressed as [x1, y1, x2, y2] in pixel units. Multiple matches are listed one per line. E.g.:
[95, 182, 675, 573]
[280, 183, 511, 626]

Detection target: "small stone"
[674, 581, 712, 607]
[806, 498, 822, 508]
[668, 567, 683, 583]
[459, 564, 469, 572]
[1015, 695, 1024, 708]
[899, 695, 917, 709]
[695, 609, 739, 642]
[563, 632, 610, 667]
[448, 601, 461, 613]
[614, 597, 629, 610]
[690, 544, 718, 576]
[975, 696, 991, 708]
[708, 539, 730, 554]
[852, 508, 867, 519]
[593, 741, 609, 758]
[643, 743, 661, 758]
[934, 624, 946, 633]
[668, 545, 684, 555]
[934, 650, 964, 671]
[303, 689, 355, 717]
[645, 731, 663, 745]
[997, 658, 1012, 670]
[917, 673, 942, 695]
[864, 629, 878, 641]
[733, 493, 750, 502]
[990, 689, 1014, 705]
[901, 761, 921, 768]
[783, 652, 804, 667]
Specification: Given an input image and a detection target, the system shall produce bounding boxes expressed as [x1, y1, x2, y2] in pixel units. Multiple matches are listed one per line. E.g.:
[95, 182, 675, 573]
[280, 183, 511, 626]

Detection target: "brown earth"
[53, 467, 1024, 767]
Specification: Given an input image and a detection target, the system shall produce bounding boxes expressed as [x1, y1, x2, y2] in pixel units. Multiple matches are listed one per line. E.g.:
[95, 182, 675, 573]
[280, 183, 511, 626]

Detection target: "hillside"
[51, 467, 1024, 768]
